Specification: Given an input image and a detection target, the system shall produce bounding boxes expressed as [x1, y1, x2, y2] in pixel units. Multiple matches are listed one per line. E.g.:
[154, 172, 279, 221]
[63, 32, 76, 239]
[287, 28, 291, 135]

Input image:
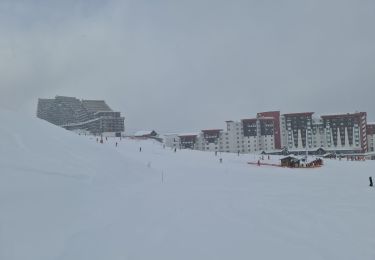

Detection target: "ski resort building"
[165, 110, 373, 155]
[168, 111, 279, 154]
[163, 134, 180, 149]
[281, 112, 315, 151]
[280, 112, 367, 154]
[37, 96, 125, 136]
[367, 123, 375, 152]
[163, 133, 198, 149]
[195, 129, 224, 152]
[194, 112, 279, 153]
[257, 111, 282, 149]
[179, 134, 198, 149]
[320, 112, 367, 153]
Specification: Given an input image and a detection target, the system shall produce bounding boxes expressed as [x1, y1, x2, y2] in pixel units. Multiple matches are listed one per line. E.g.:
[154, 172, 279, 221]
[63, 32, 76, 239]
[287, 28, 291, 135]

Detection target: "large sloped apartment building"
[165, 111, 375, 155]
[37, 96, 125, 136]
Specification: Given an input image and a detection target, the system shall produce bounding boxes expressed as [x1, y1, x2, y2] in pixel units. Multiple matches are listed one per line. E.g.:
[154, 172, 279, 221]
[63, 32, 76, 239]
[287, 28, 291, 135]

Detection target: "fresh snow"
[1, 110, 375, 260]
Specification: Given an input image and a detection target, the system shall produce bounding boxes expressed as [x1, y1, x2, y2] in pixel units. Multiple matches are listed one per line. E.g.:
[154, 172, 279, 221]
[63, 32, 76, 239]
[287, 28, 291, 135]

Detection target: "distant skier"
[215, 151, 218, 156]
[174, 148, 177, 153]
[257, 160, 261, 166]
[219, 158, 223, 163]
[139, 147, 142, 152]
[116, 142, 118, 147]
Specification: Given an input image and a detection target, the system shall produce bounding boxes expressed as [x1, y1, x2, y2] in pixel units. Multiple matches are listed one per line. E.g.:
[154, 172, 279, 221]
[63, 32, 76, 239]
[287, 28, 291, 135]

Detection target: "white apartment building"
[193, 113, 278, 154]
[163, 133, 179, 149]
[195, 129, 224, 152]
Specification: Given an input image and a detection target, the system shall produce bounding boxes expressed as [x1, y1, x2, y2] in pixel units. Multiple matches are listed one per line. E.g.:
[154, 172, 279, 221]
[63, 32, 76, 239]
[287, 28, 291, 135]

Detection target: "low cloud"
[1, 0, 374, 133]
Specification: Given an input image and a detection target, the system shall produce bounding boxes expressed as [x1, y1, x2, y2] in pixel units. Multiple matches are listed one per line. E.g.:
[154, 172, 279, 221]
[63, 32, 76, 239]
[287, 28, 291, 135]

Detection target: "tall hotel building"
[281, 112, 368, 153]
[37, 96, 125, 136]
[281, 112, 314, 150]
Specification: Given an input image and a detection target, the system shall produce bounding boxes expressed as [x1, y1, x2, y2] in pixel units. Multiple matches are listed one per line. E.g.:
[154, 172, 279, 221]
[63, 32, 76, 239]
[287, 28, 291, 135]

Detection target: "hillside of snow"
[1, 110, 375, 260]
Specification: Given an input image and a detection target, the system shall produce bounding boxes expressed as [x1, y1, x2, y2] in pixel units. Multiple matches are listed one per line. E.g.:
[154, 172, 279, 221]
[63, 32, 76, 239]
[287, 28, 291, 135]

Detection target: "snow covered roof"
[283, 112, 314, 116]
[178, 133, 198, 137]
[258, 117, 275, 120]
[321, 112, 366, 118]
[280, 156, 300, 161]
[201, 129, 223, 133]
[134, 130, 156, 137]
[162, 133, 179, 137]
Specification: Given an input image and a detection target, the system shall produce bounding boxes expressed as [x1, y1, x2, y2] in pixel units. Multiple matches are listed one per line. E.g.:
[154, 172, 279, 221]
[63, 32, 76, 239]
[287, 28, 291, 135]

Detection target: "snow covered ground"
[1, 110, 375, 260]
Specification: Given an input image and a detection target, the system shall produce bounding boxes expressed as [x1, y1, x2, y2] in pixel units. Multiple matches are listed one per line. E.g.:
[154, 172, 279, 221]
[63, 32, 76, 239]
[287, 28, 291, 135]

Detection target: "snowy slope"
[1, 110, 375, 260]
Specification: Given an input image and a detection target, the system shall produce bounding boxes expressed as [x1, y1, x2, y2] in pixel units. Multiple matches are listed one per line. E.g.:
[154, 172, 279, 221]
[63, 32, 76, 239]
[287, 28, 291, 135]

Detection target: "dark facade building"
[179, 134, 198, 149]
[37, 96, 125, 136]
[283, 112, 314, 149]
[257, 111, 281, 149]
[202, 129, 222, 144]
[321, 112, 367, 152]
[368, 124, 375, 136]
[242, 119, 257, 137]
[367, 123, 375, 152]
[259, 118, 275, 136]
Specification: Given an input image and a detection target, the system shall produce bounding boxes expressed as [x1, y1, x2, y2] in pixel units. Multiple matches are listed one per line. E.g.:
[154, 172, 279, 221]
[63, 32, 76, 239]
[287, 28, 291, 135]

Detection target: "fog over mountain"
[1, 0, 374, 133]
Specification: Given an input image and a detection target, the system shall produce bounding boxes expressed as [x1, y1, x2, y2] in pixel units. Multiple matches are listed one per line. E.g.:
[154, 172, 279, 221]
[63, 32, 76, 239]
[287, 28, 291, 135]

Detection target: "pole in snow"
[370, 177, 373, 187]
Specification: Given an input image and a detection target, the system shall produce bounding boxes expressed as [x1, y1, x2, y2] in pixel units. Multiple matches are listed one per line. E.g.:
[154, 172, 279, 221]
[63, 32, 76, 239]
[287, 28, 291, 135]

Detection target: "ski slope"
[1, 110, 375, 260]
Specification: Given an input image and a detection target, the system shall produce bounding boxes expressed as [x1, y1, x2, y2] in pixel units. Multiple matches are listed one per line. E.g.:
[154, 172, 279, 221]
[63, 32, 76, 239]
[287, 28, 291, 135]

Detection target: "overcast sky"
[1, 0, 374, 133]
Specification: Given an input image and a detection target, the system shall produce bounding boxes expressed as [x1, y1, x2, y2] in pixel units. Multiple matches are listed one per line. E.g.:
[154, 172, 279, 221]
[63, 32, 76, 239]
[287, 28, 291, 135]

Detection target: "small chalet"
[315, 147, 327, 156]
[280, 156, 301, 168]
[281, 156, 323, 168]
[322, 153, 336, 159]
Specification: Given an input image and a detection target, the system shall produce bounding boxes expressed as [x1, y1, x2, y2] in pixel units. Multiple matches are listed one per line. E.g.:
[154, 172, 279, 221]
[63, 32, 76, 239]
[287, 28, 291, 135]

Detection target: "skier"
[219, 158, 223, 163]
[174, 148, 177, 153]
[139, 147, 142, 152]
[257, 160, 261, 166]
[116, 142, 118, 147]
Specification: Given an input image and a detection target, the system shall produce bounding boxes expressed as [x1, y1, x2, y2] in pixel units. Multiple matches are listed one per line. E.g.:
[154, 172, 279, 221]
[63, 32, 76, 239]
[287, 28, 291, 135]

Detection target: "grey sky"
[1, 0, 374, 133]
